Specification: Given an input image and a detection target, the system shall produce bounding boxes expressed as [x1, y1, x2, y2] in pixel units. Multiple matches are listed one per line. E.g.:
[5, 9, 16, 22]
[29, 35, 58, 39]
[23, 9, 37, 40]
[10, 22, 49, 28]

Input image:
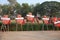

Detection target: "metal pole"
[27, 23, 29, 31]
[21, 24, 23, 31]
[42, 23, 44, 31]
[47, 25, 49, 30]
[16, 23, 18, 31]
[31, 23, 33, 31]
[8, 25, 9, 31]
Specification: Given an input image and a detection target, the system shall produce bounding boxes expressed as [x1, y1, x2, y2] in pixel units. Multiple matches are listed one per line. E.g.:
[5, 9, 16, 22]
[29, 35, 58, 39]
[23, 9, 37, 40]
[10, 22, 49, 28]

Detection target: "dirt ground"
[0, 31, 60, 40]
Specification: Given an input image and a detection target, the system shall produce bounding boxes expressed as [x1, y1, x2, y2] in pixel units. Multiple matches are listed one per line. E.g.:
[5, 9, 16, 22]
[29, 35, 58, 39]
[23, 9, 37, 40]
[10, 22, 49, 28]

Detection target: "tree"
[0, 4, 2, 15]
[33, 1, 60, 17]
[0, 1, 60, 17]
[14, 3, 21, 14]
[21, 3, 32, 17]
[2, 5, 9, 15]
[40, 1, 60, 16]
[33, 3, 41, 16]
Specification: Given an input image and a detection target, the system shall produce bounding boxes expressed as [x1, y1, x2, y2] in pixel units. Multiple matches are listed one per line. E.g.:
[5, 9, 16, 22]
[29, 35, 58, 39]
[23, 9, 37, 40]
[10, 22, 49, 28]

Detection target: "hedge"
[0, 21, 60, 31]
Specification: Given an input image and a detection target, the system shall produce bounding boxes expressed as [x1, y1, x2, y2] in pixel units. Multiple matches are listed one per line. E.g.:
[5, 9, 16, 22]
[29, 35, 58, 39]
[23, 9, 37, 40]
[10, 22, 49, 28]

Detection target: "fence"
[0, 20, 60, 31]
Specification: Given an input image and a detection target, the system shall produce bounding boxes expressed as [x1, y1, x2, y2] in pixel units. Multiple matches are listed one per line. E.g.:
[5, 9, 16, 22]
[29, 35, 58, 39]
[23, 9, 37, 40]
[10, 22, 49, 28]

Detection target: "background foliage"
[0, 1, 60, 17]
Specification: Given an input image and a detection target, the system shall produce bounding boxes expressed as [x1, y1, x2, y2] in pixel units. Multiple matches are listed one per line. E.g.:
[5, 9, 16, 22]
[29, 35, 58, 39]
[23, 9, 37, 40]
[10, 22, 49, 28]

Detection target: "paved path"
[0, 31, 60, 40]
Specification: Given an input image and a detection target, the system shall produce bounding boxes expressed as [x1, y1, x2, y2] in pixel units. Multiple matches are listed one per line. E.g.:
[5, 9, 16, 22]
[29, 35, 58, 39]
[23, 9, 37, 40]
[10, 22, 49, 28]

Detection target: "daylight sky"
[0, 0, 60, 5]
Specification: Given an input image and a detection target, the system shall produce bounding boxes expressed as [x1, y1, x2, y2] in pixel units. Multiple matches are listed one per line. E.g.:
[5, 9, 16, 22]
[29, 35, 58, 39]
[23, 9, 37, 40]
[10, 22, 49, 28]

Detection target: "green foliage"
[0, 1, 60, 17]
[33, 3, 41, 15]
[21, 3, 32, 16]
[2, 5, 9, 14]
[39, 1, 60, 16]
